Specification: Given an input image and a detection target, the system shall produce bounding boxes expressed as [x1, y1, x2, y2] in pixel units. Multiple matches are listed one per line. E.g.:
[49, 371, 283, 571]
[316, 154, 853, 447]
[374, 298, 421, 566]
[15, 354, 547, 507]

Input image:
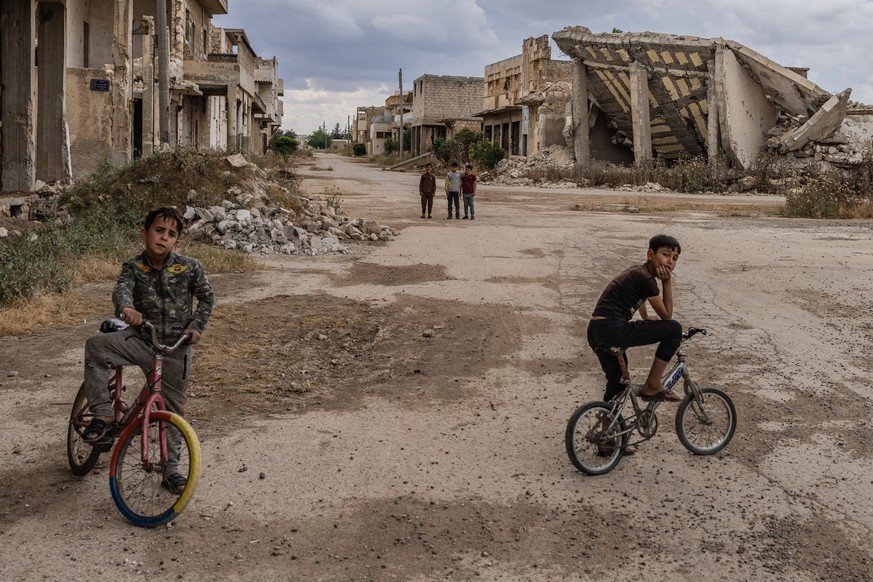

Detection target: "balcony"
[199, 0, 228, 15]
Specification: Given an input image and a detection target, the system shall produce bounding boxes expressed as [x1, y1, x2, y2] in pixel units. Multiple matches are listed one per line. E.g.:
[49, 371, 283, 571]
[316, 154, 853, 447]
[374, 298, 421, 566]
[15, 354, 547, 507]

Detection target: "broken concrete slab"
[778, 89, 851, 152]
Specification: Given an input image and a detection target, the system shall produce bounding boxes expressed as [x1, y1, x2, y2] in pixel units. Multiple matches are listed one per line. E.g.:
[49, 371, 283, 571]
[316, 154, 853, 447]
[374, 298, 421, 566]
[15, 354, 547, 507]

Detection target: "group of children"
[418, 162, 477, 220]
[76, 201, 683, 492]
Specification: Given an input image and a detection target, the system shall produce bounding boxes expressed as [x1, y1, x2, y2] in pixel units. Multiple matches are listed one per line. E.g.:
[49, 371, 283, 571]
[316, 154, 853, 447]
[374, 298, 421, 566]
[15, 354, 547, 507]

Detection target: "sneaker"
[447, 215, 452, 219]
[162, 472, 188, 494]
[462, 216, 468, 220]
[470, 216, 475, 220]
[427, 215, 432, 219]
[421, 214, 425, 219]
[455, 215, 460, 219]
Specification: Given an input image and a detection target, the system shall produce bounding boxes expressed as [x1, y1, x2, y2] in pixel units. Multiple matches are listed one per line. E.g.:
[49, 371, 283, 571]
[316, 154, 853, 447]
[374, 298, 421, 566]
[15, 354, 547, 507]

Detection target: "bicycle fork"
[140, 354, 170, 473]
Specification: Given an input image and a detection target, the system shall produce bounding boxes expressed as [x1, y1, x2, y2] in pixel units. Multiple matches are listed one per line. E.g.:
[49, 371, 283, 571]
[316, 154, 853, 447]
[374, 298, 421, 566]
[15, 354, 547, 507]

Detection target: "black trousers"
[587, 318, 682, 401]
[447, 191, 460, 216]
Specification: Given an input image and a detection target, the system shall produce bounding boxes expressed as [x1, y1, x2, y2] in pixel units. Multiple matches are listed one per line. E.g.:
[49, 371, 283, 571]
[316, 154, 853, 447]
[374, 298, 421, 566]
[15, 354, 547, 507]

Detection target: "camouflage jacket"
[113, 251, 215, 344]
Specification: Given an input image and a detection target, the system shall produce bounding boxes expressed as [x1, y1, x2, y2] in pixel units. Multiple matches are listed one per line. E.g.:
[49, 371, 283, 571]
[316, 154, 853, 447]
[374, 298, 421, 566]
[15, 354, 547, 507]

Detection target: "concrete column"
[1, 0, 36, 191]
[110, 0, 133, 165]
[571, 58, 590, 166]
[36, 2, 66, 182]
[141, 16, 156, 155]
[226, 85, 238, 151]
[629, 61, 652, 164]
[706, 62, 720, 166]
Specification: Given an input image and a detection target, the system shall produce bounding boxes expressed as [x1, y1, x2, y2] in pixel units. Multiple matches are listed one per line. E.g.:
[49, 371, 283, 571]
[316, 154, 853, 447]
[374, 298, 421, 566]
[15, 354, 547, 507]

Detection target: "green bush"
[469, 140, 506, 169]
[269, 131, 299, 159]
[352, 143, 367, 156]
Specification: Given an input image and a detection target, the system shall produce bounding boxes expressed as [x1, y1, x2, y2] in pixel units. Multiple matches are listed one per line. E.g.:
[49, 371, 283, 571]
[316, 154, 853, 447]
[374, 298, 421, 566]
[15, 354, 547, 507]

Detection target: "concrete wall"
[411, 75, 483, 126]
[719, 48, 779, 169]
[66, 0, 115, 68]
[484, 55, 523, 112]
[841, 111, 873, 148]
[66, 68, 114, 177]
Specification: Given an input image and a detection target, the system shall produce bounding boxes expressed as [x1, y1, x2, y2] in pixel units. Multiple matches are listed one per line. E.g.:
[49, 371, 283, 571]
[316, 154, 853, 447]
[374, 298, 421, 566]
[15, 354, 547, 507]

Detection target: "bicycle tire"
[566, 401, 627, 475]
[109, 411, 201, 527]
[67, 383, 102, 476]
[675, 387, 736, 455]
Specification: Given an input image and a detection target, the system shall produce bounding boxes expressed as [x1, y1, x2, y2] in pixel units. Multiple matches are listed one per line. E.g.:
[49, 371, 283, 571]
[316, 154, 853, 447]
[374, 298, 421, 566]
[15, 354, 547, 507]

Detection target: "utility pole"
[155, 0, 170, 146]
[398, 68, 403, 158]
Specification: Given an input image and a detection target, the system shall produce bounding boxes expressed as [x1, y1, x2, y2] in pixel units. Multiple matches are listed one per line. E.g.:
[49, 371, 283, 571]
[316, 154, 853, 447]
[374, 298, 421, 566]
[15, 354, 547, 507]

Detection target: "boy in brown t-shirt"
[586, 234, 683, 402]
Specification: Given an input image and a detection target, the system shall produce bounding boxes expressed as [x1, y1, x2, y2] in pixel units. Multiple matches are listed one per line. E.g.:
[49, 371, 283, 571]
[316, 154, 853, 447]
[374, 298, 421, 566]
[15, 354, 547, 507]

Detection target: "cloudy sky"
[214, 0, 873, 136]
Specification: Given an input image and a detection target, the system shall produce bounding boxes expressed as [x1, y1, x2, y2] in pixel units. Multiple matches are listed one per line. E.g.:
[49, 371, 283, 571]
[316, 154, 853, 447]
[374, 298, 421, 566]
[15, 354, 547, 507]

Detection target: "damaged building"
[409, 75, 483, 157]
[352, 90, 412, 156]
[551, 26, 870, 170]
[477, 35, 572, 158]
[0, 0, 284, 194]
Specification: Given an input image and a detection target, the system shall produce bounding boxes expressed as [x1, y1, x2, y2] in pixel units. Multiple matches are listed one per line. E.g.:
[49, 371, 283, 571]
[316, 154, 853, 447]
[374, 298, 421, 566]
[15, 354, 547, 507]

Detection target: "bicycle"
[67, 319, 202, 527]
[566, 327, 736, 475]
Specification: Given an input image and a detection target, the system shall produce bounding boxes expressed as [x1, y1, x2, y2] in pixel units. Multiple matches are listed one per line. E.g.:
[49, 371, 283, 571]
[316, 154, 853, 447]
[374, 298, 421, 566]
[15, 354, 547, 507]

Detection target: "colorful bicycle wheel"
[109, 411, 201, 527]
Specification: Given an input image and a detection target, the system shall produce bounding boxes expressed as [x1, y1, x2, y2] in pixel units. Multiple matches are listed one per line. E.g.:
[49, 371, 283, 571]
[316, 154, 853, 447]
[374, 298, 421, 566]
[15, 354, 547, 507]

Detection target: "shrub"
[269, 131, 299, 160]
[781, 166, 853, 218]
[352, 143, 367, 156]
[469, 140, 506, 170]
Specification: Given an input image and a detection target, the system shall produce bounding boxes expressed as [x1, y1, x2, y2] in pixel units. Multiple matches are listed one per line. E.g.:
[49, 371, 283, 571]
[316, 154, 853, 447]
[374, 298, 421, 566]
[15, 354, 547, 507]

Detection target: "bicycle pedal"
[92, 437, 114, 452]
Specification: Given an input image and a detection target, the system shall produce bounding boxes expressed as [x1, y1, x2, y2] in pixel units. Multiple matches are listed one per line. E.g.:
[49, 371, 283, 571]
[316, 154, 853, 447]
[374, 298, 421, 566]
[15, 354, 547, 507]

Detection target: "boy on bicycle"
[80, 206, 215, 493]
[587, 234, 683, 403]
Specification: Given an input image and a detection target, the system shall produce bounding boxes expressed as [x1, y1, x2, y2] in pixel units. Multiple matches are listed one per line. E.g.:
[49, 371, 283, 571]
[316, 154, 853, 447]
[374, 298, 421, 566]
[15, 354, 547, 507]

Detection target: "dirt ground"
[2, 153, 873, 581]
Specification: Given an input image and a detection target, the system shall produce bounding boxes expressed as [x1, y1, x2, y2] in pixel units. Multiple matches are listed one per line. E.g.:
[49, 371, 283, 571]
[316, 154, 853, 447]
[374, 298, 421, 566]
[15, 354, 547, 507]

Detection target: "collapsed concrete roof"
[552, 26, 843, 168]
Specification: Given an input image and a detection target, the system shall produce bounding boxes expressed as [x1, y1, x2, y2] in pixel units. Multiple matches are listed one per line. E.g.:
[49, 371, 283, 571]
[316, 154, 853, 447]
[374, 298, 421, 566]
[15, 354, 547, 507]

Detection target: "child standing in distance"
[80, 207, 215, 493]
[461, 163, 476, 220]
[587, 234, 683, 403]
[419, 163, 436, 219]
[445, 161, 462, 219]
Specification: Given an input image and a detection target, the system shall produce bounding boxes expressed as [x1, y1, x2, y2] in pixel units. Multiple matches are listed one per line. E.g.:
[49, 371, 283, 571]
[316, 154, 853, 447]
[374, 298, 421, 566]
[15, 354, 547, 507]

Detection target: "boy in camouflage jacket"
[80, 207, 215, 492]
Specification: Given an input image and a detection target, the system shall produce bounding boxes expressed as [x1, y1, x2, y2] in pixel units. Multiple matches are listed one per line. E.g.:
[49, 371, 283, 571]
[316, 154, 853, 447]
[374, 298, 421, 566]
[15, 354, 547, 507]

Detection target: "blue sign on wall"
[90, 79, 111, 92]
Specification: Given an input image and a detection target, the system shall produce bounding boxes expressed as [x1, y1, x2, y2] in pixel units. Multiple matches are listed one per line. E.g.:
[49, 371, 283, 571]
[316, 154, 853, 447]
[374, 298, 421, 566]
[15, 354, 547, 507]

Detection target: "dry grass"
[0, 291, 112, 336]
[0, 243, 263, 338]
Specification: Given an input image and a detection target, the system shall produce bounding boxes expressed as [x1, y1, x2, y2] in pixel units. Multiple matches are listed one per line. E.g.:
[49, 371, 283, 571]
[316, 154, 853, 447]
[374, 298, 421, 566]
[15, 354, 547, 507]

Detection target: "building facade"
[410, 75, 482, 157]
[479, 35, 572, 157]
[0, 0, 284, 192]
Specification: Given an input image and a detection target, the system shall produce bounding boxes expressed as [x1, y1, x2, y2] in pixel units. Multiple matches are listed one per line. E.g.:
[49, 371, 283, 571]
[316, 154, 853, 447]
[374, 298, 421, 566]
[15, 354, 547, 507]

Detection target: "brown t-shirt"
[591, 263, 659, 321]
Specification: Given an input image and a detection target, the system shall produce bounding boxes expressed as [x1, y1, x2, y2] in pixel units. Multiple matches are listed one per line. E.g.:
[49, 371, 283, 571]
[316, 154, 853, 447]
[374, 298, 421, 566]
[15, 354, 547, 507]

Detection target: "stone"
[236, 209, 252, 225]
[226, 153, 249, 168]
[360, 220, 381, 235]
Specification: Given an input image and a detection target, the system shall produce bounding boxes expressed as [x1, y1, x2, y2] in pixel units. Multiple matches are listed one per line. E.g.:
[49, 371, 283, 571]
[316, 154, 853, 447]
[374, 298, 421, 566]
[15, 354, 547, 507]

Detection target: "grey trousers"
[83, 327, 191, 473]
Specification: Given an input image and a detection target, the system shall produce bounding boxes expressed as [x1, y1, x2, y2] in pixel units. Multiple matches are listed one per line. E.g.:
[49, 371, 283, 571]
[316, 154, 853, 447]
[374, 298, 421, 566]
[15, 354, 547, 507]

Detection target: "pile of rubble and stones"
[0, 154, 399, 255]
[183, 195, 397, 256]
[478, 145, 578, 188]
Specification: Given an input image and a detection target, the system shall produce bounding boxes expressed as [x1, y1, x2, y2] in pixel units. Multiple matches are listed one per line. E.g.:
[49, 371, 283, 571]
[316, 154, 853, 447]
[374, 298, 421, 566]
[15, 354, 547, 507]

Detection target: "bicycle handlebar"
[114, 313, 189, 353]
[141, 321, 190, 354]
[683, 327, 707, 341]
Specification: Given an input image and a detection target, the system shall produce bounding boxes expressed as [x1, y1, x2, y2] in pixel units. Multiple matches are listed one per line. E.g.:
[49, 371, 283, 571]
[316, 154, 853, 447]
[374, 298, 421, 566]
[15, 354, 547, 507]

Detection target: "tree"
[331, 123, 343, 139]
[308, 128, 331, 150]
[269, 130, 298, 160]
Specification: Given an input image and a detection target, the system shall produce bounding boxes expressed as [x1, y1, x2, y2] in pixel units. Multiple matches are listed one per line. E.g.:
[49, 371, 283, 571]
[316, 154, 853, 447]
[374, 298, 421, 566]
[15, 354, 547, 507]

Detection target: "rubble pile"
[0, 155, 399, 254]
[765, 113, 867, 166]
[479, 145, 579, 188]
[184, 194, 398, 256]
